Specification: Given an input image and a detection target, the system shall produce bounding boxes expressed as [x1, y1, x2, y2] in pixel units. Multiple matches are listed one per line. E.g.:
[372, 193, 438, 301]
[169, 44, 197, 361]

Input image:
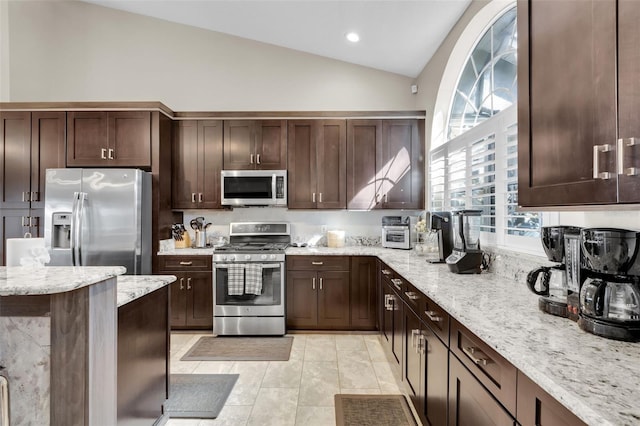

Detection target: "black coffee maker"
[526, 226, 582, 319]
[579, 228, 640, 341]
[445, 210, 483, 274]
[425, 211, 453, 263]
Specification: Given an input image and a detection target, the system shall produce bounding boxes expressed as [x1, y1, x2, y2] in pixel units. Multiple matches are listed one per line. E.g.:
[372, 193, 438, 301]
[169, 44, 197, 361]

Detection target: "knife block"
[174, 232, 191, 249]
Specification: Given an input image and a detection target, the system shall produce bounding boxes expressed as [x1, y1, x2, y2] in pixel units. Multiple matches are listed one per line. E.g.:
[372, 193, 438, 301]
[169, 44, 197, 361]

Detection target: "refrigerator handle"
[77, 192, 88, 266]
[71, 192, 80, 266]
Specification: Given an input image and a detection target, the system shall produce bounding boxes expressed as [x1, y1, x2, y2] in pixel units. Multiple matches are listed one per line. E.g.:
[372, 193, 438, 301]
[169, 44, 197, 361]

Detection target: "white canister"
[327, 230, 346, 248]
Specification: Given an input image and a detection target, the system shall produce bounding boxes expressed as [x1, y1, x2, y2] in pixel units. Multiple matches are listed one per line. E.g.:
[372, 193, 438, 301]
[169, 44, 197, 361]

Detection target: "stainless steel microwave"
[221, 170, 287, 206]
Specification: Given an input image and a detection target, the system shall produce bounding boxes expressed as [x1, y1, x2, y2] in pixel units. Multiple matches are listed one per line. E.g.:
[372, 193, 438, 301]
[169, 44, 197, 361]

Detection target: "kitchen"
[1, 0, 640, 425]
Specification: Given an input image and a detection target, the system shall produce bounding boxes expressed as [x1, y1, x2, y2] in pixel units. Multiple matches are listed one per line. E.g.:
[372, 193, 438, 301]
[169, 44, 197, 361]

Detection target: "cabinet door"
[617, 0, 640, 203]
[286, 270, 318, 328]
[424, 327, 448, 426]
[391, 287, 404, 366]
[350, 257, 377, 330]
[172, 121, 199, 209]
[67, 111, 108, 166]
[0, 112, 31, 209]
[31, 112, 66, 209]
[379, 120, 424, 209]
[223, 120, 255, 170]
[317, 120, 347, 209]
[255, 120, 287, 170]
[287, 120, 317, 209]
[0, 209, 31, 266]
[448, 355, 514, 426]
[107, 111, 151, 167]
[186, 271, 213, 328]
[347, 120, 381, 210]
[381, 280, 395, 355]
[516, 371, 587, 426]
[404, 309, 425, 419]
[170, 274, 188, 328]
[317, 270, 350, 328]
[517, 0, 617, 206]
[199, 120, 223, 208]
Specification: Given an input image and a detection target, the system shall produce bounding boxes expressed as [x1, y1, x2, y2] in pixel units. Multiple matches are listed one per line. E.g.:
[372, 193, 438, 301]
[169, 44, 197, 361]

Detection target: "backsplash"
[483, 245, 549, 283]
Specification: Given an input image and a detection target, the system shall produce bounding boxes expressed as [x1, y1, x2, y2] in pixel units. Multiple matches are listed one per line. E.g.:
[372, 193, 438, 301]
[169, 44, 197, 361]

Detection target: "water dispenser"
[52, 212, 71, 249]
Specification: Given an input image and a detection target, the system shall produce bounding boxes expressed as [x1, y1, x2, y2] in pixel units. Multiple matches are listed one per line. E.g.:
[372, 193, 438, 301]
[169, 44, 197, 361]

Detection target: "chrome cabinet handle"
[462, 346, 490, 366]
[179, 261, 193, 266]
[418, 334, 426, 355]
[187, 277, 192, 290]
[198, 193, 203, 202]
[319, 193, 322, 203]
[319, 277, 323, 290]
[180, 278, 185, 290]
[108, 148, 114, 159]
[22, 191, 28, 202]
[405, 291, 419, 301]
[381, 269, 391, 276]
[311, 261, 324, 265]
[391, 278, 403, 290]
[250, 154, 254, 164]
[617, 137, 640, 176]
[256, 154, 261, 164]
[312, 277, 316, 290]
[31, 191, 38, 202]
[593, 144, 614, 179]
[384, 294, 392, 310]
[21, 216, 28, 227]
[312, 192, 316, 203]
[411, 329, 420, 348]
[101, 148, 107, 159]
[424, 310, 442, 322]
[191, 193, 196, 203]
[384, 193, 388, 203]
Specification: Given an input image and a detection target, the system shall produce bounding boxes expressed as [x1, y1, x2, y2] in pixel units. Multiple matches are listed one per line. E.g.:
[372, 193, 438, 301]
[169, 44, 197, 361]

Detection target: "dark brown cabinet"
[350, 256, 377, 330]
[223, 120, 287, 170]
[286, 256, 350, 329]
[518, 0, 640, 206]
[288, 120, 347, 209]
[158, 256, 213, 330]
[172, 120, 223, 209]
[380, 265, 403, 366]
[517, 371, 587, 426]
[67, 111, 151, 168]
[347, 119, 424, 210]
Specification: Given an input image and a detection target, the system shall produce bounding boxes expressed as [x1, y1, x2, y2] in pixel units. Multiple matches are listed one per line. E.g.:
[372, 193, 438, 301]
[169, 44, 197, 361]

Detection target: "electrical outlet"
[321, 225, 327, 233]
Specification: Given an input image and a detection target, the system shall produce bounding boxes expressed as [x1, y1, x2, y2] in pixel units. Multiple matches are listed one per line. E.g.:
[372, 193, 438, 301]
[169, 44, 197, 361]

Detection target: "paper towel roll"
[6, 237, 46, 266]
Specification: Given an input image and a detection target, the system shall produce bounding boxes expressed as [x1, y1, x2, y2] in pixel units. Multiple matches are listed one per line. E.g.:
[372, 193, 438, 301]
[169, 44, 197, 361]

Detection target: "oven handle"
[214, 263, 282, 269]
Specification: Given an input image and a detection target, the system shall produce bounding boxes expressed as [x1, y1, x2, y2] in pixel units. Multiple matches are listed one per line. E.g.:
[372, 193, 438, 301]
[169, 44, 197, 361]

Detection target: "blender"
[445, 210, 483, 274]
[526, 226, 582, 319]
[578, 228, 640, 341]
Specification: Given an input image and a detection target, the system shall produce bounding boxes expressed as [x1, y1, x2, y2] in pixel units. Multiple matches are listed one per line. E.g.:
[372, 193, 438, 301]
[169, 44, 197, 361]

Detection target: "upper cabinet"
[288, 120, 347, 209]
[347, 119, 424, 210]
[518, 0, 640, 207]
[223, 120, 287, 170]
[172, 120, 223, 209]
[67, 111, 151, 168]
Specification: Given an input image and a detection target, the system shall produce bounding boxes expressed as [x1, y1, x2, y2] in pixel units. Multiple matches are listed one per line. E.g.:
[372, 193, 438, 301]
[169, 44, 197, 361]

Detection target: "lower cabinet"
[158, 256, 213, 330]
[350, 256, 377, 330]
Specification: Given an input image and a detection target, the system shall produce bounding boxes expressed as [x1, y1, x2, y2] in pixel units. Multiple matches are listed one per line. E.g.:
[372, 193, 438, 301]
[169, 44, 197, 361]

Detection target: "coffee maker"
[445, 210, 483, 274]
[578, 228, 640, 341]
[526, 226, 582, 319]
[424, 211, 453, 263]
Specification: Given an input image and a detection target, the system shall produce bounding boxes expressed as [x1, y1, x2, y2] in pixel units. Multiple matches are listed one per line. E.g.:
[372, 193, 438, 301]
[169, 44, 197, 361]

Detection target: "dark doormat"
[334, 394, 418, 426]
[180, 336, 293, 361]
[164, 374, 238, 418]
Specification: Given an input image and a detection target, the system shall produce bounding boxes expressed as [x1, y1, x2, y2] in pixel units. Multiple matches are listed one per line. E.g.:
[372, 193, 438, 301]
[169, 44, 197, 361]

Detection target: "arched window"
[447, 7, 517, 140]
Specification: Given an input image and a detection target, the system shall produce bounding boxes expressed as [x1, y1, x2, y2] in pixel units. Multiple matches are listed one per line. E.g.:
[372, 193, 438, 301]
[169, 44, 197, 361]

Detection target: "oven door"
[213, 262, 284, 316]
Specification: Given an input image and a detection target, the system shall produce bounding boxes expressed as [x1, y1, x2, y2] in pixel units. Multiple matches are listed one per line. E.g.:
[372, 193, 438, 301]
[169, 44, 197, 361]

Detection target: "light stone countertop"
[158, 248, 214, 256]
[117, 275, 177, 307]
[0, 266, 126, 296]
[286, 246, 640, 426]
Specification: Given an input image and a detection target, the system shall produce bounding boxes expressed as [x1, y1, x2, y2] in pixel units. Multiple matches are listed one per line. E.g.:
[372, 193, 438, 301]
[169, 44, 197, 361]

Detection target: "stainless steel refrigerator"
[44, 168, 152, 274]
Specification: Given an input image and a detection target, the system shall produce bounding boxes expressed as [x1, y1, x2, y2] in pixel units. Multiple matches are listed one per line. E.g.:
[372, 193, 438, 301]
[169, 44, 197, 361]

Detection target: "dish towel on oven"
[244, 264, 263, 295]
[227, 264, 245, 296]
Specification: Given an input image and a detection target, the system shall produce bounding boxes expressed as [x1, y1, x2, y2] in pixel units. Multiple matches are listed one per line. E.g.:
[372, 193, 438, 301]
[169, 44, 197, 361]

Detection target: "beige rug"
[180, 336, 293, 361]
[335, 394, 418, 426]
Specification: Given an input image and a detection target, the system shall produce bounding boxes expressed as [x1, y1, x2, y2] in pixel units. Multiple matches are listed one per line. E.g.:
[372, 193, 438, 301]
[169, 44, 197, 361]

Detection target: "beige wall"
[4, 0, 418, 111]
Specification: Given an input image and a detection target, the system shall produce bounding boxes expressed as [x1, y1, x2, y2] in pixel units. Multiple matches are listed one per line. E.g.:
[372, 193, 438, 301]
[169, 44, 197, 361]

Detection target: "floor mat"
[334, 394, 418, 426]
[164, 374, 238, 418]
[180, 336, 293, 361]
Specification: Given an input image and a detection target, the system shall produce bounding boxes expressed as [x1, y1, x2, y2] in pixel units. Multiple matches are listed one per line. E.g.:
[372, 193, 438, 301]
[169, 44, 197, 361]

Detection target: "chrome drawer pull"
[381, 269, 391, 276]
[108, 148, 114, 159]
[179, 261, 193, 266]
[462, 346, 490, 366]
[187, 277, 192, 290]
[617, 137, 640, 176]
[411, 329, 419, 349]
[179, 278, 185, 290]
[101, 148, 107, 159]
[593, 144, 614, 179]
[391, 278, 402, 289]
[405, 291, 419, 301]
[312, 277, 316, 290]
[424, 310, 442, 322]
[311, 261, 324, 265]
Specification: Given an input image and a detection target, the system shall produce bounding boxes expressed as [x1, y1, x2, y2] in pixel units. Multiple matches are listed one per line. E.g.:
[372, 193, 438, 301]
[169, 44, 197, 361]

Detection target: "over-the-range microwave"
[221, 170, 287, 206]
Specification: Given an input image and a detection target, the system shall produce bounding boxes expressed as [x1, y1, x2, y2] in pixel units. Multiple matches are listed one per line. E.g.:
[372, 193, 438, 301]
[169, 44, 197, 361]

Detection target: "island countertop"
[286, 246, 640, 426]
[117, 275, 177, 307]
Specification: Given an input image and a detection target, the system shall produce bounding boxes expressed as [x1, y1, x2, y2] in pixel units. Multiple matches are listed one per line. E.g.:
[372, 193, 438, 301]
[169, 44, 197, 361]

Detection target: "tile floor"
[166, 333, 409, 426]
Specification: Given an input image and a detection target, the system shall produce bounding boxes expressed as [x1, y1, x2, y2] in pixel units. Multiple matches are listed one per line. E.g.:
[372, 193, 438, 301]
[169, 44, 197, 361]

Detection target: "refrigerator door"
[45, 168, 82, 267]
[80, 169, 151, 275]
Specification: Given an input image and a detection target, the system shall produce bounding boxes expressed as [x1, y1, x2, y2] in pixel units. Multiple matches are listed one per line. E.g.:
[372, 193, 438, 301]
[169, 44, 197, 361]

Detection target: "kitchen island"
[286, 246, 640, 426]
[0, 266, 175, 426]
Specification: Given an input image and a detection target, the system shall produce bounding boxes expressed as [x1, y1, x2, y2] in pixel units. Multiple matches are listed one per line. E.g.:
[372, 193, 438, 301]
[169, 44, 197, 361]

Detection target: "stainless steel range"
[212, 222, 290, 335]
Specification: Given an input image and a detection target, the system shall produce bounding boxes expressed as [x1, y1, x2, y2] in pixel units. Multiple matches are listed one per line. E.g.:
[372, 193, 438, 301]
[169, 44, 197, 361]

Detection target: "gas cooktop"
[214, 242, 289, 252]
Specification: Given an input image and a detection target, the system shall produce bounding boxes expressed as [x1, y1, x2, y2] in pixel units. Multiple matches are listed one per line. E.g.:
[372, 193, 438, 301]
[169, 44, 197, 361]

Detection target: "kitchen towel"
[244, 264, 263, 295]
[227, 264, 245, 296]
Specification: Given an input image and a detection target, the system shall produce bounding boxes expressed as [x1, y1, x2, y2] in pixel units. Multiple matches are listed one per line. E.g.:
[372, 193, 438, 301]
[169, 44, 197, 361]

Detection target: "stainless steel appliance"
[425, 211, 453, 263]
[212, 222, 290, 335]
[526, 226, 582, 319]
[44, 169, 152, 274]
[579, 228, 640, 341]
[0, 367, 8, 426]
[446, 210, 483, 274]
[221, 170, 287, 206]
[381, 216, 417, 250]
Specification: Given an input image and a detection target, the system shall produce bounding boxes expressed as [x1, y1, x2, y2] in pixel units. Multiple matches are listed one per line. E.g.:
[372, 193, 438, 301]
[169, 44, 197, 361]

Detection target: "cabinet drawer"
[158, 255, 212, 271]
[450, 319, 517, 415]
[287, 255, 349, 271]
[422, 296, 450, 346]
[401, 280, 423, 314]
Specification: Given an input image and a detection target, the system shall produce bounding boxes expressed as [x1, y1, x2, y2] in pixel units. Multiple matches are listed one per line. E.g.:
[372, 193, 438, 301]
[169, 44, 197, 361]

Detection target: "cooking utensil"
[189, 219, 199, 230]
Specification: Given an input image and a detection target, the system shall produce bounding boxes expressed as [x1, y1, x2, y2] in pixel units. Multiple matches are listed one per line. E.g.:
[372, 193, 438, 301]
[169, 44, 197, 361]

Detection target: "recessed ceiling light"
[346, 32, 360, 43]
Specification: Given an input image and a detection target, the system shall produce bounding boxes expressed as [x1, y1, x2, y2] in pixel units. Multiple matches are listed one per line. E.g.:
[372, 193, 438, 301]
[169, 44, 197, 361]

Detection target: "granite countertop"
[286, 246, 640, 426]
[0, 266, 126, 296]
[117, 275, 177, 307]
[158, 248, 214, 255]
